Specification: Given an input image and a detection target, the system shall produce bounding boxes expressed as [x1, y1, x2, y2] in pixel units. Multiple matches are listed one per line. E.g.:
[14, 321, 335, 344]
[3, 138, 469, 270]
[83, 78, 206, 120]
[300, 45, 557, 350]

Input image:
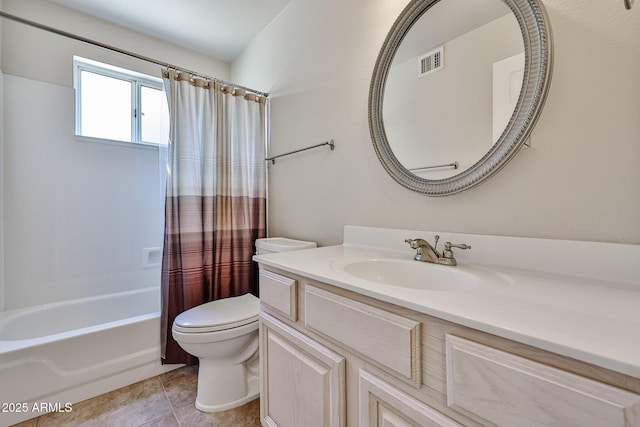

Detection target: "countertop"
[254, 242, 640, 379]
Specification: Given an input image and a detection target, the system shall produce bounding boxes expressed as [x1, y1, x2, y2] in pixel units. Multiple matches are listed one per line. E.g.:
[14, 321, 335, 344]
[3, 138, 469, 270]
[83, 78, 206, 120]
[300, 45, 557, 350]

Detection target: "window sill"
[75, 135, 163, 151]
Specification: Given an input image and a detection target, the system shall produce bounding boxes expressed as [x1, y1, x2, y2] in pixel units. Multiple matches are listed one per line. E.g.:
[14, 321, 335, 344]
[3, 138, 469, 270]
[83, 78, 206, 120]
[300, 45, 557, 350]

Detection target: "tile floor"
[11, 366, 261, 427]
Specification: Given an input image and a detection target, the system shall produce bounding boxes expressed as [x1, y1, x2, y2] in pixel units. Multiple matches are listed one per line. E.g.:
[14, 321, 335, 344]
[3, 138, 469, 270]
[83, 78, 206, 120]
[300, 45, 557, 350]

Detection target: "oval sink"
[335, 258, 479, 291]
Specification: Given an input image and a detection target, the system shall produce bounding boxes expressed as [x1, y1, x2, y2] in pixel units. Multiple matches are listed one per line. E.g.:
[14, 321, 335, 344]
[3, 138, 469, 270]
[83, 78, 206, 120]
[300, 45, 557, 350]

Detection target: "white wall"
[1, 0, 230, 309]
[2, 0, 229, 87]
[232, 0, 640, 246]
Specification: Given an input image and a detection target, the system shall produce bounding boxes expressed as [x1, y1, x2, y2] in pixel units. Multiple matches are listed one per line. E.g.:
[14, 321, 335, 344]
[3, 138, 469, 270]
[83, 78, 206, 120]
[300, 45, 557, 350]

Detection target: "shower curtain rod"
[0, 10, 269, 98]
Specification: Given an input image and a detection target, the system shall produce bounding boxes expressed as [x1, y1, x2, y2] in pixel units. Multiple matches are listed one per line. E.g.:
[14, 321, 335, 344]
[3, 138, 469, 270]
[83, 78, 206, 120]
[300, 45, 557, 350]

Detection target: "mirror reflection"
[383, 0, 524, 179]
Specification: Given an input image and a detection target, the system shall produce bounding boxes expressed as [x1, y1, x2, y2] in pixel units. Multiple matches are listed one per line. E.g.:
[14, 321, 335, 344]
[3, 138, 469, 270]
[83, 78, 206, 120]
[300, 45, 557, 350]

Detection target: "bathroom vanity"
[253, 226, 640, 427]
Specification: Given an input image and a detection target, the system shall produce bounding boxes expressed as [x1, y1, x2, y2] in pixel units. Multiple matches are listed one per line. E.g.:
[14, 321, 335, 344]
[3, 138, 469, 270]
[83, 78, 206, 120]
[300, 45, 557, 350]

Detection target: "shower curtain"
[160, 70, 266, 365]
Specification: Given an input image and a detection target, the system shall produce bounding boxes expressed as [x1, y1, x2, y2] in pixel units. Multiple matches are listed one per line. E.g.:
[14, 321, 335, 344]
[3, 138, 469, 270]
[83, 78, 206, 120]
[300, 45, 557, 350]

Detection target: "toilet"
[172, 237, 316, 412]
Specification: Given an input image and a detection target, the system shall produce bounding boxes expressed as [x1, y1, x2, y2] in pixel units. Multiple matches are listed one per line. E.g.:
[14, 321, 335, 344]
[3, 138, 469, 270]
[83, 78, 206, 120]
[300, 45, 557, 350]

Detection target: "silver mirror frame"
[369, 0, 553, 196]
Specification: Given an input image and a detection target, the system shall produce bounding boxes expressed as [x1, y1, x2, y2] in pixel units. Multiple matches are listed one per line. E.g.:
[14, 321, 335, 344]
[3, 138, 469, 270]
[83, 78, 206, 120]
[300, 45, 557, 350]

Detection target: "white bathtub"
[0, 287, 177, 426]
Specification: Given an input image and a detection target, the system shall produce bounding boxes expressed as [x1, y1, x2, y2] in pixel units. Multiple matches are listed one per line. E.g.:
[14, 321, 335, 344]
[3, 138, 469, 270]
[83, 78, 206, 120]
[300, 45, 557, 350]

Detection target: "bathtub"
[0, 287, 177, 426]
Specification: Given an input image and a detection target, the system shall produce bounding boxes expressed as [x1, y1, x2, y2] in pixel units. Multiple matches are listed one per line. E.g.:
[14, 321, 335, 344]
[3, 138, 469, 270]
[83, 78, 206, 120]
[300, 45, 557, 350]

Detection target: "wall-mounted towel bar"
[409, 162, 458, 171]
[266, 139, 335, 164]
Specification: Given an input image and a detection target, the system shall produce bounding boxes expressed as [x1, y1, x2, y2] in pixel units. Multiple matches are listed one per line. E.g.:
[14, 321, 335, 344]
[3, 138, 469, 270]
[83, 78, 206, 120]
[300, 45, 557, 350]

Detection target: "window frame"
[73, 56, 166, 146]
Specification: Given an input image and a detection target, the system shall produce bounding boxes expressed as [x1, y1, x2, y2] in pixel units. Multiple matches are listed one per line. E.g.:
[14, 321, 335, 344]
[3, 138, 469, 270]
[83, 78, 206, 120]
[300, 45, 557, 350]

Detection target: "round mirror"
[369, 0, 553, 195]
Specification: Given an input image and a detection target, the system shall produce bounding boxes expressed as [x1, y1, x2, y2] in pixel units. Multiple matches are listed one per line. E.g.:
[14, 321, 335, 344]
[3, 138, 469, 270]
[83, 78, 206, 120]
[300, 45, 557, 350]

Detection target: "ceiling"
[48, 0, 293, 62]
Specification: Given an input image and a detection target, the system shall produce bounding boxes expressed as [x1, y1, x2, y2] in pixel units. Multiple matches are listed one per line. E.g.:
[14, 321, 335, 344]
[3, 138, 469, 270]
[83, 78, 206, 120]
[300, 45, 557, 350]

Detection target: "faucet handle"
[441, 242, 471, 266]
[445, 242, 471, 251]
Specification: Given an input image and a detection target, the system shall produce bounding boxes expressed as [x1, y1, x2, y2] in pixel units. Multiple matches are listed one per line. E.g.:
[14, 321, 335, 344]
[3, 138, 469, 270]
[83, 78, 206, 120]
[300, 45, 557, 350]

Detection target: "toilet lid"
[173, 293, 260, 333]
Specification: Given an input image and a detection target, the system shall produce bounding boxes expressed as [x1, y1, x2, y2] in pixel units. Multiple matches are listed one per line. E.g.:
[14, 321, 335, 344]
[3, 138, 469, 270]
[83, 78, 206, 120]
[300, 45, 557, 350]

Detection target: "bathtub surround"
[231, 0, 640, 246]
[3, 74, 164, 309]
[0, 0, 229, 311]
[160, 71, 266, 365]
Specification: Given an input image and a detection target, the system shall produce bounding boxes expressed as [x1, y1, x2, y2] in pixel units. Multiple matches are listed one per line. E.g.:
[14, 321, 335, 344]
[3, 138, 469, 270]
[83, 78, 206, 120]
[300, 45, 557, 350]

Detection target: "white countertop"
[254, 226, 640, 379]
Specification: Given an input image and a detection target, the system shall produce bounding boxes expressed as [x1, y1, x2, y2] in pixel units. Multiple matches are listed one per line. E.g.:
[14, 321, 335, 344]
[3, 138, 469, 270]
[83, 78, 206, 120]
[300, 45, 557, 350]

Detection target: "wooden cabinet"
[305, 285, 421, 385]
[359, 369, 461, 427]
[258, 267, 640, 427]
[259, 269, 297, 321]
[445, 335, 640, 427]
[259, 312, 345, 427]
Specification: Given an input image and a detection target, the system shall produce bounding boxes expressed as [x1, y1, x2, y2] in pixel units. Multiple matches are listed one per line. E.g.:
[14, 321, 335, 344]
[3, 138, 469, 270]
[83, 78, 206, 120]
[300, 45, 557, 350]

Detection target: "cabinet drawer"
[259, 269, 297, 321]
[445, 335, 640, 427]
[305, 285, 421, 384]
[359, 369, 462, 427]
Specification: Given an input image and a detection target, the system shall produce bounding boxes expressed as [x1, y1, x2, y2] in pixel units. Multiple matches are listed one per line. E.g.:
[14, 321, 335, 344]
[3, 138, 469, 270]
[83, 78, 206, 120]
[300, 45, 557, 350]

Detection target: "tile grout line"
[158, 373, 183, 427]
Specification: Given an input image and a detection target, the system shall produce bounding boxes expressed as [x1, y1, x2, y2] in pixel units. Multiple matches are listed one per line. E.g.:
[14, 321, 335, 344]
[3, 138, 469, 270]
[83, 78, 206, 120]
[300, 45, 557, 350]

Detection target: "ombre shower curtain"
[160, 70, 266, 365]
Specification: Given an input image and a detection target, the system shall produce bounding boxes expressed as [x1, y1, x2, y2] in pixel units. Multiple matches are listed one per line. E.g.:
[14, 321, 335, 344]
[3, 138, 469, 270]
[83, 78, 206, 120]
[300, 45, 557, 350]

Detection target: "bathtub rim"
[0, 286, 160, 354]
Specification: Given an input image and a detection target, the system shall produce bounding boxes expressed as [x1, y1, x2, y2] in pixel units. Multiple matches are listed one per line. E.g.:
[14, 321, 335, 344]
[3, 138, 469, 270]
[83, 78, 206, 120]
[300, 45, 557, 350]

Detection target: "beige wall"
[232, 0, 640, 246]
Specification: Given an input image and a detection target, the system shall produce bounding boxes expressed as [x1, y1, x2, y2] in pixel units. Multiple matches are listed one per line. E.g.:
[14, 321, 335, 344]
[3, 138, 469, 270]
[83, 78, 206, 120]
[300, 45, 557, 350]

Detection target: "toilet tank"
[255, 237, 317, 255]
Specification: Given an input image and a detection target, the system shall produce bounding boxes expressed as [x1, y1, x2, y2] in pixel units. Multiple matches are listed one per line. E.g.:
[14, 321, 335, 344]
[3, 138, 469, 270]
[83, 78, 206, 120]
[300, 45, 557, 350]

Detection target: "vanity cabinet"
[258, 267, 640, 427]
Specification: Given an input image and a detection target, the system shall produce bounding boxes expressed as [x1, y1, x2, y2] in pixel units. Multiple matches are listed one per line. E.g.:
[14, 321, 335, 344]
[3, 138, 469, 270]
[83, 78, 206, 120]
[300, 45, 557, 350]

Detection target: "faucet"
[404, 235, 471, 266]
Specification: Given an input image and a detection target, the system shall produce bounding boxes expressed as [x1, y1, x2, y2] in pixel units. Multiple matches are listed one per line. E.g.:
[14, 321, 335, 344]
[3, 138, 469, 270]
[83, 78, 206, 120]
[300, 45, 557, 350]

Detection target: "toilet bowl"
[172, 237, 317, 412]
[172, 293, 260, 412]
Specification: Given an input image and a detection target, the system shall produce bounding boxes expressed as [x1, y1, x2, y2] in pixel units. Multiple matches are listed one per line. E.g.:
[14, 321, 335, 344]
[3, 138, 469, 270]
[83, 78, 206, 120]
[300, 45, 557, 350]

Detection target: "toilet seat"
[173, 293, 259, 334]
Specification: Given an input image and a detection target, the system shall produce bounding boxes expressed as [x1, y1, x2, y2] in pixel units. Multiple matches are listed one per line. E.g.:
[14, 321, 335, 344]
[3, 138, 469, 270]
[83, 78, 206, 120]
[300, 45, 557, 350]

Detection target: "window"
[74, 56, 169, 145]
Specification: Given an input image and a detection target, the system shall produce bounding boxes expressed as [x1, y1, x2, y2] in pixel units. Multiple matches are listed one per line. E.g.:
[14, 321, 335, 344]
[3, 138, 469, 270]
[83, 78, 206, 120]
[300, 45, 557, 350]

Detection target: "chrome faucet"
[404, 235, 471, 266]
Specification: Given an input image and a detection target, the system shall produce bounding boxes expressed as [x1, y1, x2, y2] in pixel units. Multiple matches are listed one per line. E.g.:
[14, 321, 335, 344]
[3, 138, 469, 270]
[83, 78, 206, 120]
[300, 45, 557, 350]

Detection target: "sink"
[333, 257, 479, 291]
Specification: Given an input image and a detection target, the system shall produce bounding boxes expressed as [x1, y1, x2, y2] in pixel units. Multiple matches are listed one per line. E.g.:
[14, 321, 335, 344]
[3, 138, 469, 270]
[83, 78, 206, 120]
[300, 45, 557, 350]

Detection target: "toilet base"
[195, 374, 259, 412]
[194, 355, 260, 413]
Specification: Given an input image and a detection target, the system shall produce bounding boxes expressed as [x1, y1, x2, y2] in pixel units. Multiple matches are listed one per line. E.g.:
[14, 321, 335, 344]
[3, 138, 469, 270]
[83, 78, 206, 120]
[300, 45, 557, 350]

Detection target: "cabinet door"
[359, 370, 462, 427]
[260, 312, 346, 427]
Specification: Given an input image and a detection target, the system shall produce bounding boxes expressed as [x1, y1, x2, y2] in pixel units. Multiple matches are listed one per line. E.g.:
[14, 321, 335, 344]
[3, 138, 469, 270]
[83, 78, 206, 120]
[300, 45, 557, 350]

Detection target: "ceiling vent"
[418, 46, 444, 78]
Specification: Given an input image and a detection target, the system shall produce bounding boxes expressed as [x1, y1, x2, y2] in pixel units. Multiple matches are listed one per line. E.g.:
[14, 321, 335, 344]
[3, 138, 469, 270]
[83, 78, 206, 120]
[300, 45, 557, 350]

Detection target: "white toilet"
[172, 237, 316, 412]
